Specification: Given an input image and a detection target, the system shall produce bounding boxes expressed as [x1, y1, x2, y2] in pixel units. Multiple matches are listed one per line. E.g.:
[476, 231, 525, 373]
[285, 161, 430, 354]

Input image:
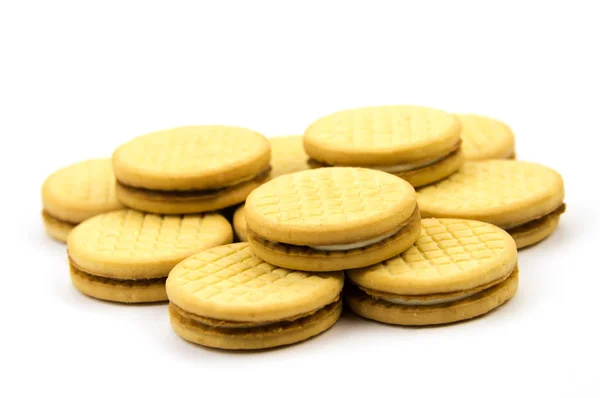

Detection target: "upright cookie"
[113, 126, 271, 214]
[457, 114, 515, 160]
[346, 218, 519, 326]
[67, 210, 232, 303]
[417, 160, 565, 248]
[268, 135, 310, 179]
[166, 243, 344, 350]
[245, 168, 421, 271]
[304, 106, 463, 187]
[233, 204, 247, 242]
[41, 158, 124, 242]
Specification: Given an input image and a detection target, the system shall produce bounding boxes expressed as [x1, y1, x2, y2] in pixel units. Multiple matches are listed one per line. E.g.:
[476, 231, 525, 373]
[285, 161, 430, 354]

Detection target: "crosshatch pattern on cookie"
[458, 115, 513, 158]
[418, 161, 562, 210]
[117, 127, 267, 173]
[252, 168, 411, 225]
[46, 159, 118, 204]
[306, 106, 458, 147]
[170, 245, 336, 304]
[76, 210, 216, 259]
[371, 219, 509, 278]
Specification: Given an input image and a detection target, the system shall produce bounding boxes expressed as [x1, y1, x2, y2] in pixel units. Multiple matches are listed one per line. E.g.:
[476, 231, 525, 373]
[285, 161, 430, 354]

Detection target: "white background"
[1, 1, 598, 397]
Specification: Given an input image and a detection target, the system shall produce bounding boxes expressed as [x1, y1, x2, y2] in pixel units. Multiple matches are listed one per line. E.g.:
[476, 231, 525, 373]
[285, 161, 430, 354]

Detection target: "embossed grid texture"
[457, 115, 515, 160]
[305, 106, 459, 148]
[167, 244, 343, 320]
[43, 158, 121, 208]
[417, 161, 563, 214]
[348, 218, 517, 294]
[247, 167, 414, 227]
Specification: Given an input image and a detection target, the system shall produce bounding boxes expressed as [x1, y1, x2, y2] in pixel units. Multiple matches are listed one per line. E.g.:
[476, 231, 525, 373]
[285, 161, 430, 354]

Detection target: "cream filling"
[382, 291, 477, 306]
[309, 226, 402, 251]
[372, 155, 448, 173]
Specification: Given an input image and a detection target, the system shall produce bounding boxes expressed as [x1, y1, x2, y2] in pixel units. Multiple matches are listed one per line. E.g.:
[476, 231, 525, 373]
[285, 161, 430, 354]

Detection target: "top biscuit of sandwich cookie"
[112, 126, 271, 214]
[457, 114, 515, 161]
[245, 167, 421, 271]
[303, 106, 463, 187]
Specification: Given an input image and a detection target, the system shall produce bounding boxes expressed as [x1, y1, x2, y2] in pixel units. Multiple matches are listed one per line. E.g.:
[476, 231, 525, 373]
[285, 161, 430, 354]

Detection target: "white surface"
[1, 1, 599, 397]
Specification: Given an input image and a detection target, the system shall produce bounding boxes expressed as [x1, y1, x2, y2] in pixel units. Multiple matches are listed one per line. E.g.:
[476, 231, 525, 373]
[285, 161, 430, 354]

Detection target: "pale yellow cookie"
[67, 209, 233, 303]
[245, 167, 421, 271]
[41, 158, 124, 242]
[457, 114, 515, 160]
[112, 126, 271, 213]
[417, 160, 565, 248]
[166, 243, 344, 350]
[303, 106, 463, 186]
[233, 204, 247, 242]
[269, 135, 310, 179]
[346, 218, 518, 325]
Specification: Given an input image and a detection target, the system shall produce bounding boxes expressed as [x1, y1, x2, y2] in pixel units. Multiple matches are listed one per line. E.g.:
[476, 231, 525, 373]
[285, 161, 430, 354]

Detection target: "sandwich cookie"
[303, 105, 464, 187]
[268, 135, 310, 179]
[67, 209, 232, 303]
[346, 218, 519, 326]
[417, 160, 565, 249]
[166, 243, 344, 350]
[245, 167, 421, 272]
[41, 158, 124, 242]
[457, 114, 515, 160]
[233, 204, 247, 242]
[112, 126, 271, 214]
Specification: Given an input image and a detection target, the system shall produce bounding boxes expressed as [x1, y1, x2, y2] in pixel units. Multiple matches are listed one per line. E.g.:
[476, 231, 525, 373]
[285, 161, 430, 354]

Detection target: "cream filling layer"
[372, 155, 448, 173]
[309, 226, 403, 251]
[382, 291, 477, 306]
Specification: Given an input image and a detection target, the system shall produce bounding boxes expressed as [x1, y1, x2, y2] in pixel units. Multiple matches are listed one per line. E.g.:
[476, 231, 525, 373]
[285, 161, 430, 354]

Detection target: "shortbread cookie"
[417, 160, 565, 248]
[245, 168, 421, 271]
[457, 114, 515, 160]
[304, 106, 463, 187]
[113, 126, 271, 214]
[233, 204, 247, 242]
[166, 243, 344, 350]
[41, 158, 124, 242]
[67, 210, 232, 303]
[346, 218, 519, 325]
[268, 135, 310, 179]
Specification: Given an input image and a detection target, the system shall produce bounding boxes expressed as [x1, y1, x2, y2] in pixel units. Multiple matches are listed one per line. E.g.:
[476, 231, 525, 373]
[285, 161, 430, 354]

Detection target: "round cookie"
[41, 158, 124, 242]
[457, 114, 515, 160]
[233, 204, 247, 242]
[67, 209, 233, 303]
[245, 167, 421, 272]
[303, 105, 463, 187]
[346, 218, 519, 326]
[417, 160, 565, 249]
[112, 126, 271, 214]
[268, 135, 310, 179]
[166, 243, 344, 350]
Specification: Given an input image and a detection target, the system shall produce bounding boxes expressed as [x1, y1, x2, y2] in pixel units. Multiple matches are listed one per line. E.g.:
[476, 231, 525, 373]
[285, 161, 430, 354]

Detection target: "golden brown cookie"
[67, 210, 233, 303]
[457, 114, 515, 161]
[166, 243, 344, 350]
[41, 158, 124, 242]
[268, 135, 310, 179]
[233, 204, 247, 242]
[245, 167, 421, 271]
[112, 126, 271, 214]
[303, 106, 463, 187]
[417, 160, 565, 249]
[346, 218, 519, 325]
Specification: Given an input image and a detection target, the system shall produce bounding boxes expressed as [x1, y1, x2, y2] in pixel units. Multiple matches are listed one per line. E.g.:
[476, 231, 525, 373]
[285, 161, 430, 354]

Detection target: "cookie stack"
[40, 104, 566, 351]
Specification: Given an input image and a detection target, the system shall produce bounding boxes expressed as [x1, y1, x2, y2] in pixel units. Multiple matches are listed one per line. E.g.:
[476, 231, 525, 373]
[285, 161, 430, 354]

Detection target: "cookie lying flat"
[245, 167, 421, 271]
[268, 135, 310, 179]
[346, 218, 519, 326]
[457, 114, 515, 160]
[166, 243, 344, 350]
[303, 106, 463, 187]
[233, 204, 247, 242]
[112, 126, 271, 214]
[417, 160, 565, 249]
[67, 209, 232, 303]
[41, 158, 124, 242]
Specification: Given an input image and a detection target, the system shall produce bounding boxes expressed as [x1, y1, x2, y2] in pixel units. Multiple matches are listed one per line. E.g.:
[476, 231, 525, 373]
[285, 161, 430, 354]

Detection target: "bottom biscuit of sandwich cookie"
[505, 203, 566, 249]
[42, 210, 78, 242]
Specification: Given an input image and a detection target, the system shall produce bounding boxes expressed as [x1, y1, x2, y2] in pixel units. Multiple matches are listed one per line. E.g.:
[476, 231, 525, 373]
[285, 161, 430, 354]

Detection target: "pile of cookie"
[41, 106, 565, 350]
